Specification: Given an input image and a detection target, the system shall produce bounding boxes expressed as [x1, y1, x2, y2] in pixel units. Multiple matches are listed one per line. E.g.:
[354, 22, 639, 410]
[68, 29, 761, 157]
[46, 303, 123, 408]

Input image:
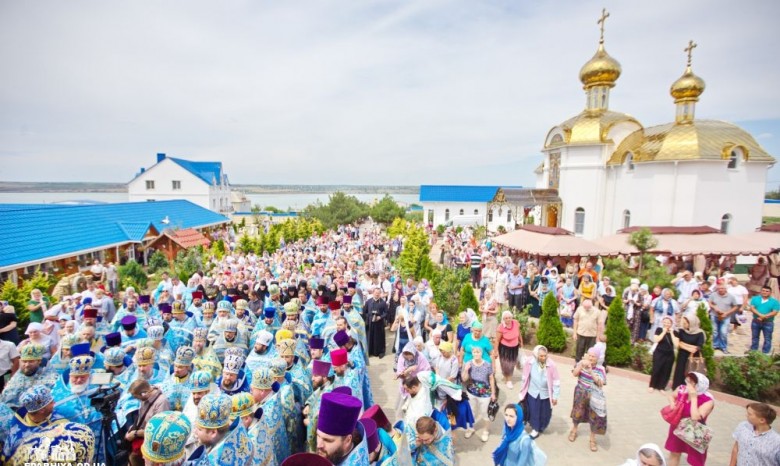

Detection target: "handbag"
[673, 417, 714, 453]
[686, 356, 706, 374]
[487, 399, 500, 421]
[558, 302, 572, 318]
[660, 401, 684, 426]
[589, 386, 607, 418]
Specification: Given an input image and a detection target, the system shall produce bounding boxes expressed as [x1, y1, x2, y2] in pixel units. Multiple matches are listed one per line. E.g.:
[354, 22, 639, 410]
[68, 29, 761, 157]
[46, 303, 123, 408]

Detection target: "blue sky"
[0, 0, 778, 188]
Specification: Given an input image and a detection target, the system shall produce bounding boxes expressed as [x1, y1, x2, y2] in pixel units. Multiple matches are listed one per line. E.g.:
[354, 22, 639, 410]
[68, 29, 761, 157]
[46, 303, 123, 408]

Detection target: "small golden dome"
[579, 43, 622, 89]
[670, 65, 705, 102]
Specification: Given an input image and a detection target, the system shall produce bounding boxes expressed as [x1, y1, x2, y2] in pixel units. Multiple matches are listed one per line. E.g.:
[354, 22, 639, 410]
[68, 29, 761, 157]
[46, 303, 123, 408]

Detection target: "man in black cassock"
[363, 287, 387, 358]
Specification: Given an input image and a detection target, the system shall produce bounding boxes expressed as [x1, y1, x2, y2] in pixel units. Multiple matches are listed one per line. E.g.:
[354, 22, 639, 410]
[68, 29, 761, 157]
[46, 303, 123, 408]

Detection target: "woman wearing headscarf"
[395, 342, 431, 418]
[459, 321, 493, 366]
[518, 345, 560, 439]
[462, 346, 496, 442]
[558, 277, 578, 328]
[649, 316, 678, 392]
[391, 296, 414, 358]
[664, 372, 714, 466]
[568, 346, 607, 452]
[493, 404, 538, 466]
[619, 444, 667, 466]
[455, 309, 477, 353]
[495, 311, 522, 389]
[671, 315, 705, 390]
[480, 288, 499, 342]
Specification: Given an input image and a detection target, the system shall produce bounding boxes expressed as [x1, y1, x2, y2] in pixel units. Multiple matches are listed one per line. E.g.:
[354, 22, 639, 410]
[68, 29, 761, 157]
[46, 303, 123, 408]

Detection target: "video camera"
[89, 382, 122, 415]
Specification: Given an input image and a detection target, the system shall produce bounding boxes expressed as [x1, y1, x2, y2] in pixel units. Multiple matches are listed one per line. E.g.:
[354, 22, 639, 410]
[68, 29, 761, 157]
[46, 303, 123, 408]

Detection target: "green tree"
[604, 298, 632, 366]
[302, 192, 369, 230]
[174, 249, 203, 282]
[0, 271, 56, 332]
[458, 283, 480, 316]
[602, 255, 674, 296]
[397, 226, 430, 279]
[417, 254, 435, 281]
[628, 228, 659, 277]
[430, 267, 469, 318]
[210, 239, 226, 260]
[251, 204, 262, 225]
[147, 250, 170, 273]
[264, 206, 283, 213]
[537, 292, 567, 352]
[370, 195, 406, 225]
[696, 303, 717, 379]
[118, 260, 148, 292]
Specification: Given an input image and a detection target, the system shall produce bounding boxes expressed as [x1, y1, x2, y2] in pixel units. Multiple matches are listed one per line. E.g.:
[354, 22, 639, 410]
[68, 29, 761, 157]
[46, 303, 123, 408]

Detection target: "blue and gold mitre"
[191, 370, 213, 393]
[147, 325, 165, 341]
[222, 348, 245, 375]
[172, 300, 186, 314]
[20, 385, 53, 413]
[137, 338, 155, 349]
[251, 367, 274, 390]
[196, 393, 232, 429]
[278, 339, 296, 357]
[69, 354, 95, 376]
[174, 345, 196, 366]
[134, 346, 156, 366]
[193, 328, 209, 341]
[141, 411, 191, 463]
[104, 347, 126, 367]
[217, 301, 233, 312]
[10, 421, 95, 464]
[231, 392, 255, 419]
[269, 357, 287, 378]
[20, 343, 45, 361]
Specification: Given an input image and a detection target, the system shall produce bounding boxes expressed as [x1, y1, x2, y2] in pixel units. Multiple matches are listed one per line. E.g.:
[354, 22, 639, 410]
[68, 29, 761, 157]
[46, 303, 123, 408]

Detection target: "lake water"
[0, 192, 420, 210]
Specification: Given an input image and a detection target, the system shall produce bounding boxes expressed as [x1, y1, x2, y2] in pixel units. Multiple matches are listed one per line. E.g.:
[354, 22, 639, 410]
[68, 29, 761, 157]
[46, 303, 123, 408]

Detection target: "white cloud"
[0, 0, 778, 186]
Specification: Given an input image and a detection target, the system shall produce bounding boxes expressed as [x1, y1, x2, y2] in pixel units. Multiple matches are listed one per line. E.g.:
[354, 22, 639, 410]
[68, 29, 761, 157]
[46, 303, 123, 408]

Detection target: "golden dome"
[671, 65, 705, 102]
[549, 110, 641, 146]
[579, 43, 622, 89]
[608, 120, 775, 165]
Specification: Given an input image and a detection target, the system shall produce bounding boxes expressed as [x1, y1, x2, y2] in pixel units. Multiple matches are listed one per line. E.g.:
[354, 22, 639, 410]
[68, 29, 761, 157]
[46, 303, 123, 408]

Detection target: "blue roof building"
[128, 153, 234, 214]
[418, 185, 524, 231]
[0, 200, 229, 275]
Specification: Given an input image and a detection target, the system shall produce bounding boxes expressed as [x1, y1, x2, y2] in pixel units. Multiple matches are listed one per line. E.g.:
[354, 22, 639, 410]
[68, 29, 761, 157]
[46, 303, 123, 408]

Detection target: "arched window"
[507, 209, 512, 222]
[445, 209, 450, 221]
[459, 209, 464, 216]
[488, 209, 494, 222]
[623, 209, 631, 229]
[574, 207, 585, 235]
[626, 153, 635, 171]
[728, 150, 739, 169]
[474, 209, 479, 215]
[721, 213, 732, 233]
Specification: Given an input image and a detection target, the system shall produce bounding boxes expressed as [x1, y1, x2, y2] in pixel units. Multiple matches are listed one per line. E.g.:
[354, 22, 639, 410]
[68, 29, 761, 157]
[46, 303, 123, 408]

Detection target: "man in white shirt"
[675, 270, 700, 304]
[726, 274, 749, 334]
[0, 339, 20, 393]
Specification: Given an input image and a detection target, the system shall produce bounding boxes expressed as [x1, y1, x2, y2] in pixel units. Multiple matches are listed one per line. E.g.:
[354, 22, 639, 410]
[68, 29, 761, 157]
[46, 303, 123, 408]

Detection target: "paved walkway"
[368, 333, 745, 466]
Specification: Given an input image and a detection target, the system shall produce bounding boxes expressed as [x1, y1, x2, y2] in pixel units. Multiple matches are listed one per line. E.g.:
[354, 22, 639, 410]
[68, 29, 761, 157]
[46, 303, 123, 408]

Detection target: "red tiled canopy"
[164, 228, 211, 248]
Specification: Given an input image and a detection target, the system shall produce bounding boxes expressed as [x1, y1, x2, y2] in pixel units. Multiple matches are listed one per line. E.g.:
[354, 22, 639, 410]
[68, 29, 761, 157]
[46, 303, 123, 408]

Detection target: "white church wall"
[423, 201, 488, 228]
[558, 144, 611, 237]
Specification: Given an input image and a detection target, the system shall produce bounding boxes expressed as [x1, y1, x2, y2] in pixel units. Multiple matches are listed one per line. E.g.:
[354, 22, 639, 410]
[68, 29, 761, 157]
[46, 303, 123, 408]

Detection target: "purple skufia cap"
[309, 337, 325, 350]
[138, 295, 151, 304]
[312, 359, 331, 377]
[359, 418, 379, 452]
[104, 332, 121, 347]
[70, 342, 91, 357]
[341, 295, 352, 304]
[280, 453, 334, 466]
[333, 330, 349, 347]
[317, 392, 361, 436]
[331, 386, 352, 396]
[158, 303, 172, 314]
[347, 282, 356, 288]
[120, 315, 137, 329]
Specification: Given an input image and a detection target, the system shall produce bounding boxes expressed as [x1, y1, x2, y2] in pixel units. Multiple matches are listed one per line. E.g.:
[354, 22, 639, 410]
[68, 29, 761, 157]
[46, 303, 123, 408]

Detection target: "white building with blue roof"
[128, 153, 233, 214]
[420, 185, 515, 231]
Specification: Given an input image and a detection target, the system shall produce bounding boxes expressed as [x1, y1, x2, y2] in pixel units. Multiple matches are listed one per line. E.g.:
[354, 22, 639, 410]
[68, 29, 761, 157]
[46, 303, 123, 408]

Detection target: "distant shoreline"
[0, 181, 419, 195]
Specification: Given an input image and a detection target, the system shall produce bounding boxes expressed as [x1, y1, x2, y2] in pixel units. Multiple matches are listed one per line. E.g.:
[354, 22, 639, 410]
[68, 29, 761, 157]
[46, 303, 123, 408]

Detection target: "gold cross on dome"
[598, 8, 610, 43]
[685, 40, 697, 66]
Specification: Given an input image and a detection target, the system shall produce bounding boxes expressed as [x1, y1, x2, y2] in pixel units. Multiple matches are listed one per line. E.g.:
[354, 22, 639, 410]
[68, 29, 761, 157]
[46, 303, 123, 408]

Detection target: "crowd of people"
[0, 222, 777, 465]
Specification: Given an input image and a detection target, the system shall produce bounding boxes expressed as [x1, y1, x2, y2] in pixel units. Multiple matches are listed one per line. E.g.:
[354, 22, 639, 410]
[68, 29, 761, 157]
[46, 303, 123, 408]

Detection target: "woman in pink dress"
[664, 372, 715, 466]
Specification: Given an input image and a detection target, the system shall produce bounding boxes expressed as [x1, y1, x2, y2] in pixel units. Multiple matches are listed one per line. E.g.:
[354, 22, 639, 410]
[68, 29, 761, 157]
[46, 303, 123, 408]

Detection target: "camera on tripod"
[89, 382, 121, 415]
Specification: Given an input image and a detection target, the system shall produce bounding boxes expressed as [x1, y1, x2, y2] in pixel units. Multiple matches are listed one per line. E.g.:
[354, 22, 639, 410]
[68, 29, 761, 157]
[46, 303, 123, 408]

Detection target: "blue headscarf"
[492, 403, 525, 466]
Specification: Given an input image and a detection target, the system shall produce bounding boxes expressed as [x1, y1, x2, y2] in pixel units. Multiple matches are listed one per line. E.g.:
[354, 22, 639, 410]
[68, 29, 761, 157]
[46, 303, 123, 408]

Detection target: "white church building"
[128, 153, 233, 214]
[535, 15, 775, 239]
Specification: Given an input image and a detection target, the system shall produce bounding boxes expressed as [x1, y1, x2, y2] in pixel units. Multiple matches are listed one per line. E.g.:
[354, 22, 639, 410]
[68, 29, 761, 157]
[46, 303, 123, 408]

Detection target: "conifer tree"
[695, 303, 716, 379]
[605, 298, 632, 366]
[537, 292, 567, 352]
[458, 283, 480, 316]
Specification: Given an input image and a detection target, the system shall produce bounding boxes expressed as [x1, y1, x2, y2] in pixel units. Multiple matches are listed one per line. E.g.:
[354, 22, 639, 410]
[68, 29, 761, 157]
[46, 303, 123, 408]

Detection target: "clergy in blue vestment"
[141, 411, 191, 466]
[250, 367, 290, 465]
[160, 345, 197, 411]
[252, 307, 280, 339]
[1, 386, 68, 462]
[186, 393, 254, 466]
[405, 416, 454, 466]
[333, 330, 373, 409]
[330, 348, 362, 406]
[216, 347, 249, 396]
[309, 296, 331, 337]
[341, 295, 368, 364]
[147, 325, 174, 373]
[118, 315, 148, 347]
[231, 392, 277, 466]
[1, 343, 58, 408]
[133, 346, 169, 385]
[270, 353, 303, 453]
[245, 330, 277, 374]
[316, 391, 370, 466]
[169, 300, 198, 333]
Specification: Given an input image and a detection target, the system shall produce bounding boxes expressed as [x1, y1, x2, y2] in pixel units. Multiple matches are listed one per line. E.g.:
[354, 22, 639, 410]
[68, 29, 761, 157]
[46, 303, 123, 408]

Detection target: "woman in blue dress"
[493, 403, 538, 466]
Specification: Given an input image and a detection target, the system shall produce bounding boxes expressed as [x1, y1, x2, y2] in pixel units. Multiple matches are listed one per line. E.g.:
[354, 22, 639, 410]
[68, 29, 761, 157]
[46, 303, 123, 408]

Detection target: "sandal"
[568, 430, 577, 442]
[590, 440, 598, 452]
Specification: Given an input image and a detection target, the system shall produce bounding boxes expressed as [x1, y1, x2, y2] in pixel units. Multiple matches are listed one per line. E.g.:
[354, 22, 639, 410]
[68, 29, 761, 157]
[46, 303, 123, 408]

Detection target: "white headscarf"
[619, 443, 667, 466]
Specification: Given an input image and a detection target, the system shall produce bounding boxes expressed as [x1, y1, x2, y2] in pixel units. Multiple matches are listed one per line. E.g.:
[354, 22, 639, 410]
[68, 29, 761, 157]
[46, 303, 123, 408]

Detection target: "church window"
[623, 210, 631, 229]
[474, 209, 479, 216]
[459, 209, 464, 216]
[574, 208, 585, 235]
[488, 209, 494, 222]
[626, 153, 634, 171]
[507, 210, 512, 222]
[727, 150, 739, 169]
[721, 214, 732, 234]
[498, 208, 503, 217]
[445, 209, 450, 221]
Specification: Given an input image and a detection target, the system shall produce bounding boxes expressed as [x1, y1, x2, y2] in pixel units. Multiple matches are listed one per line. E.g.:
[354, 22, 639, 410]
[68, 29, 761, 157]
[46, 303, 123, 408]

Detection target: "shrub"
[719, 352, 780, 401]
[174, 249, 204, 282]
[118, 260, 148, 292]
[537, 292, 566, 352]
[696, 303, 717, 379]
[435, 225, 446, 235]
[497, 225, 507, 234]
[604, 298, 632, 366]
[430, 266, 469, 319]
[512, 304, 534, 345]
[631, 344, 653, 375]
[458, 283, 480, 316]
[1, 270, 57, 332]
[147, 250, 170, 273]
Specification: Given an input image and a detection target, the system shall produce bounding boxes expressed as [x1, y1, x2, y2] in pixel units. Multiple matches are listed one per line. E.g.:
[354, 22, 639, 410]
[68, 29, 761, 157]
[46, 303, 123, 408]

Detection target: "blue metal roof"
[0, 200, 229, 270]
[419, 185, 500, 203]
[169, 157, 223, 185]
